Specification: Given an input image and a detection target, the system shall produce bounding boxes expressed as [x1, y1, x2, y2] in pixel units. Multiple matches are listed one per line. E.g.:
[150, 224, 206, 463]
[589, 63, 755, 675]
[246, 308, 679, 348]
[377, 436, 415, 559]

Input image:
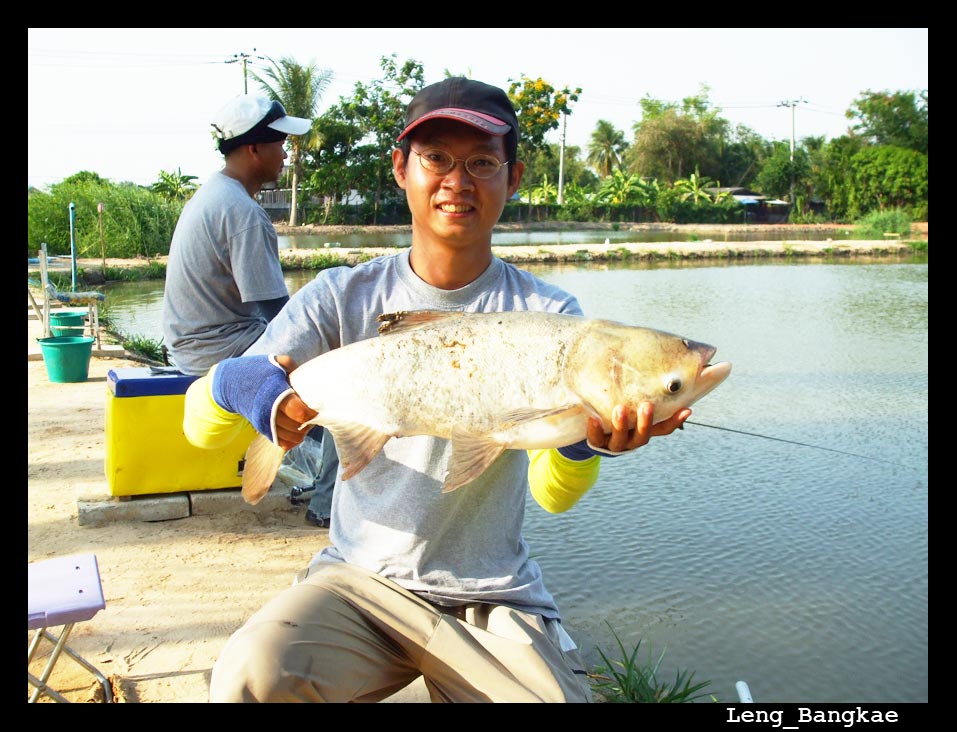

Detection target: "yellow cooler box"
[105, 367, 258, 496]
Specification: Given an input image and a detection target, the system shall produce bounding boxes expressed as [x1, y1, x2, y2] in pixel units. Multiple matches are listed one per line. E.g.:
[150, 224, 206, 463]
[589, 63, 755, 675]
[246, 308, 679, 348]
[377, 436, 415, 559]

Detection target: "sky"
[27, 28, 928, 190]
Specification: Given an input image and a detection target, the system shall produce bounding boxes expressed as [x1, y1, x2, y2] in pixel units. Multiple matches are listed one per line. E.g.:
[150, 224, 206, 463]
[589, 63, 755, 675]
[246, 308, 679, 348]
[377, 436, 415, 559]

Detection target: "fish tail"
[241, 435, 286, 505]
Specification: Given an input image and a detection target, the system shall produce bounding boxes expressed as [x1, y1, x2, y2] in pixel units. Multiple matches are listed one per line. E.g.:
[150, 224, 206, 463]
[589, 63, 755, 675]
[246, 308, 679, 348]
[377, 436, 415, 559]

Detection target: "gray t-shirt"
[162, 171, 288, 376]
[246, 249, 582, 618]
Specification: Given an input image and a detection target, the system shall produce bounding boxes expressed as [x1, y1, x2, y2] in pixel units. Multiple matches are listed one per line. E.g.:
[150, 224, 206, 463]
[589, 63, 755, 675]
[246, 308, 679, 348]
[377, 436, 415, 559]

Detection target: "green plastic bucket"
[37, 336, 95, 383]
[49, 311, 87, 338]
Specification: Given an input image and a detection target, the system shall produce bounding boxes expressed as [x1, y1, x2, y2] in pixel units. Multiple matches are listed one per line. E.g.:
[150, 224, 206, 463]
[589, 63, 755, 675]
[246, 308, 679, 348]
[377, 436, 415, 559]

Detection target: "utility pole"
[555, 86, 580, 207]
[226, 49, 263, 94]
[777, 98, 807, 206]
[777, 97, 807, 161]
[557, 112, 567, 205]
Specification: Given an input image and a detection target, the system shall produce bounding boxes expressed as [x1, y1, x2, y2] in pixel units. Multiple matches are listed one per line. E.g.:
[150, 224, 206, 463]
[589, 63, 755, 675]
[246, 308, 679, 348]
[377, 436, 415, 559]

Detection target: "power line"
[225, 49, 268, 94]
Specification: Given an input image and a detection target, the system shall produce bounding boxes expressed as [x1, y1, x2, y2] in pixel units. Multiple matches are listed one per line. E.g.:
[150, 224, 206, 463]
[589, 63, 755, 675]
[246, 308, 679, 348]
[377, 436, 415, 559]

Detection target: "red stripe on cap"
[398, 107, 510, 141]
[440, 108, 508, 126]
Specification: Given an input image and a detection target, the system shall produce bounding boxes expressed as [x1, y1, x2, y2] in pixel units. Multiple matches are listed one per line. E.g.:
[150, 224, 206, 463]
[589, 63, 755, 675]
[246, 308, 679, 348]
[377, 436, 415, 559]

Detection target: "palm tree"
[252, 57, 333, 226]
[586, 120, 627, 179]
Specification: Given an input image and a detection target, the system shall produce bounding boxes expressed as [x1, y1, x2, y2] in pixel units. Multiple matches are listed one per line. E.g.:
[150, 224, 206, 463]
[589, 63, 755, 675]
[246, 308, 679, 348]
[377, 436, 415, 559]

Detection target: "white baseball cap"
[212, 94, 312, 154]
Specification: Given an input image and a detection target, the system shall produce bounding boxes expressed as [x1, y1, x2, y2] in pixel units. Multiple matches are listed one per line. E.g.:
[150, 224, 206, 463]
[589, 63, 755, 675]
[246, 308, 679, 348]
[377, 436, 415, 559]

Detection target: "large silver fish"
[241, 310, 732, 504]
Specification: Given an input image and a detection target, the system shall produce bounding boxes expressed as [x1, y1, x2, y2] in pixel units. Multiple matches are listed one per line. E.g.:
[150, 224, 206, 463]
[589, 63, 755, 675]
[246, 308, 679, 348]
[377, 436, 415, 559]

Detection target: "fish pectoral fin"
[443, 431, 508, 493]
[241, 435, 286, 505]
[327, 422, 392, 481]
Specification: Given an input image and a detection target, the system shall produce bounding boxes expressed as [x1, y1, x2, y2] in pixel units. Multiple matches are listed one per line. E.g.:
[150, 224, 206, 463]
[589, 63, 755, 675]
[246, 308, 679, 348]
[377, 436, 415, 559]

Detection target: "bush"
[852, 208, 912, 240]
[28, 175, 183, 259]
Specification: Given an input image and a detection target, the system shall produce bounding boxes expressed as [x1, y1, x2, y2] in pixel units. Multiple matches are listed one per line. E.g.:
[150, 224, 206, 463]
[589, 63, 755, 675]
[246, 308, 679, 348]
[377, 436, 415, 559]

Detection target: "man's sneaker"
[305, 509, 330, 529]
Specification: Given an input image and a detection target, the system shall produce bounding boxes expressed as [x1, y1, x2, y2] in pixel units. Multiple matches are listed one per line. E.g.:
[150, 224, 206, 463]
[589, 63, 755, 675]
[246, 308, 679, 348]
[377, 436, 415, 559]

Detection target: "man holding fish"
[184, 78, 713, 702]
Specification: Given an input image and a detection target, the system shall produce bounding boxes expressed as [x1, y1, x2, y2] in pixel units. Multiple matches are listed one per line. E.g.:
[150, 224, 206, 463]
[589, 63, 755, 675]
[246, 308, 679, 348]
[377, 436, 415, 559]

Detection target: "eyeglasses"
[411, 148, 509, 179]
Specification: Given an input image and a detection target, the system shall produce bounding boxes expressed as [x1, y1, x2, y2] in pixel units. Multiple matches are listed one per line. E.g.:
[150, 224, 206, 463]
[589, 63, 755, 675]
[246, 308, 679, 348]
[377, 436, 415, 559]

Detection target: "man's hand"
[211, 353, 317, 449]
[271, 356, 318, 450]
[585, 402, 691, 454]
[557, 402, 691, 461]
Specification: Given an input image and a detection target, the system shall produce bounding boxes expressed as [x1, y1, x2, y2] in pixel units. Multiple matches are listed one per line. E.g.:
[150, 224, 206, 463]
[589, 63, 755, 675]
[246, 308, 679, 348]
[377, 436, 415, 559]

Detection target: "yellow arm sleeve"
[182, 366, 251, 450]
[528, 448, 601, 514]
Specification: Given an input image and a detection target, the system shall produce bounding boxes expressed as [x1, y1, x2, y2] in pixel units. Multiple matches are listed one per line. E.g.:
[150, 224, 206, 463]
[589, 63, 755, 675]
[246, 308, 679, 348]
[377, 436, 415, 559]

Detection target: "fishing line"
[684, 420, 923, 470]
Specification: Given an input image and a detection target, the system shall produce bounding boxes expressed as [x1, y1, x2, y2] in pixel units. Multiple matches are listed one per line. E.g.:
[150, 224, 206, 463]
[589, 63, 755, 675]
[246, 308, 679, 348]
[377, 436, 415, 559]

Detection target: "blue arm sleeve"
[210, 354, 294, 446]
[557, 438, 628, 461]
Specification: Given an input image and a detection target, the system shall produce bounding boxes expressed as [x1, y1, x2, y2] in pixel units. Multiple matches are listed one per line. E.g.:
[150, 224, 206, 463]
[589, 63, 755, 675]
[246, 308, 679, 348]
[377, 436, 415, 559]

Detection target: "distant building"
[256, 188, 367, 223]
[706, 187, 791, 224]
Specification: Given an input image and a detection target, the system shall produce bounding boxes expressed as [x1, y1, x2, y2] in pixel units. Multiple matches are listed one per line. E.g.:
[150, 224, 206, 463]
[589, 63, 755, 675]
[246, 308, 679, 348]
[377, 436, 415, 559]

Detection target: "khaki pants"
[209, 562, 593, 703]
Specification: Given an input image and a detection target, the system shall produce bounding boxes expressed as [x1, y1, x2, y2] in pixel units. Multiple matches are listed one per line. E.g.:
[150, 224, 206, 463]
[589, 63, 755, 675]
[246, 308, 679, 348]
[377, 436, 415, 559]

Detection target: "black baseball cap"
[397, 77, 518, 142]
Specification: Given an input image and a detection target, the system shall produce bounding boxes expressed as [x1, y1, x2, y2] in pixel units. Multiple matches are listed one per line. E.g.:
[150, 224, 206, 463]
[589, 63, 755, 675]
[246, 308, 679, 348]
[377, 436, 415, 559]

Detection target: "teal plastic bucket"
[37, 336, 95, 383]
[50, 311, 87, 338]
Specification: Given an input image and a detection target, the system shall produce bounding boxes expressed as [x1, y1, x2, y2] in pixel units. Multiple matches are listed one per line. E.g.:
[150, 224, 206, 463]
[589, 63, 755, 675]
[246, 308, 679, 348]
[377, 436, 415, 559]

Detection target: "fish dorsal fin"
[241, 435, 287, 505]
[444, 429, 507, 493]
[326, 421, 393, 481]
[377, 310, 466, 336]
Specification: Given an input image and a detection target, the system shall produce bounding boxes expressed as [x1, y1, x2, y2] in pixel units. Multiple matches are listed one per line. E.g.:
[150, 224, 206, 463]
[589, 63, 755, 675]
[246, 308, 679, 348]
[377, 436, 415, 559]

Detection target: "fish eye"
[667, 378, 682, 394]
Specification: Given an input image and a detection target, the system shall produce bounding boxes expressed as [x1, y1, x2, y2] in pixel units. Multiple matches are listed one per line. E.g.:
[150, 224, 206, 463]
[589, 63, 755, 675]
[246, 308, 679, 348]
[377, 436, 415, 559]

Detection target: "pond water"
[102, 259, 928, 703]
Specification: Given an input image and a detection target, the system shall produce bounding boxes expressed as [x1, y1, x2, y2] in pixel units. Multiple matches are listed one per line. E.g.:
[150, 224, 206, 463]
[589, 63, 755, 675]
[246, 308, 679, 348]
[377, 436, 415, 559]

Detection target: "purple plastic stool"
[27, 553, 112, 702]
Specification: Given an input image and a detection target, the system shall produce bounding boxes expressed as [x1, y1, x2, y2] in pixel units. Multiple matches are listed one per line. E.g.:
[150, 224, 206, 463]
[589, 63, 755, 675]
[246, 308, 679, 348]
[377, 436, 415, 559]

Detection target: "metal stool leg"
[28, 622, 77, 703]
[27, 625, 114, 703]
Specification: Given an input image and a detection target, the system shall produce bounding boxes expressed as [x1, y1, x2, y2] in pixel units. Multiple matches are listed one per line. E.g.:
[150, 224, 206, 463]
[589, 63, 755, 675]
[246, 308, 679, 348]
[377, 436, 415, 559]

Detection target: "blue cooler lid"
[107, 367, 200, 397]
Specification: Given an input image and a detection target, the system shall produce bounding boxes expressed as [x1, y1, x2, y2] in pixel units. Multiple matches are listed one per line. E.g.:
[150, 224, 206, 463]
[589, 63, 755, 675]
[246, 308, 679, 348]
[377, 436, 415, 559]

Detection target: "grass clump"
[119, 333, 165, 363]
[588, 624, 715, 703]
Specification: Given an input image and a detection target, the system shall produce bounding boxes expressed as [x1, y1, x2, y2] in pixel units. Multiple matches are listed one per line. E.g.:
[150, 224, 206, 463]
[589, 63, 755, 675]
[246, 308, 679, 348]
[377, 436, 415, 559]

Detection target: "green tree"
[586, 120, 628, 178]
[847, 145, 928, 219]
[813, 135, 866, 221]
[151, 168, 198, 202]
[753, 143, 811, 202]
[507, 76, 581, 208]
[252, 56, 334, 226]
[846, 89, 928, 155]
[718, 124, 774, 189]
[301, 113, 368, 224]
[339, 55, 425, 224]
[62, 170, 109, 186]
[626, 87, 728, 185]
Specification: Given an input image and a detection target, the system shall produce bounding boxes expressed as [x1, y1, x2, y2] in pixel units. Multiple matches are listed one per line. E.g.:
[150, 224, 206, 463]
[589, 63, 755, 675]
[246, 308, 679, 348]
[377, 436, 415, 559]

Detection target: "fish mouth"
[694, 361, 732, 402]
